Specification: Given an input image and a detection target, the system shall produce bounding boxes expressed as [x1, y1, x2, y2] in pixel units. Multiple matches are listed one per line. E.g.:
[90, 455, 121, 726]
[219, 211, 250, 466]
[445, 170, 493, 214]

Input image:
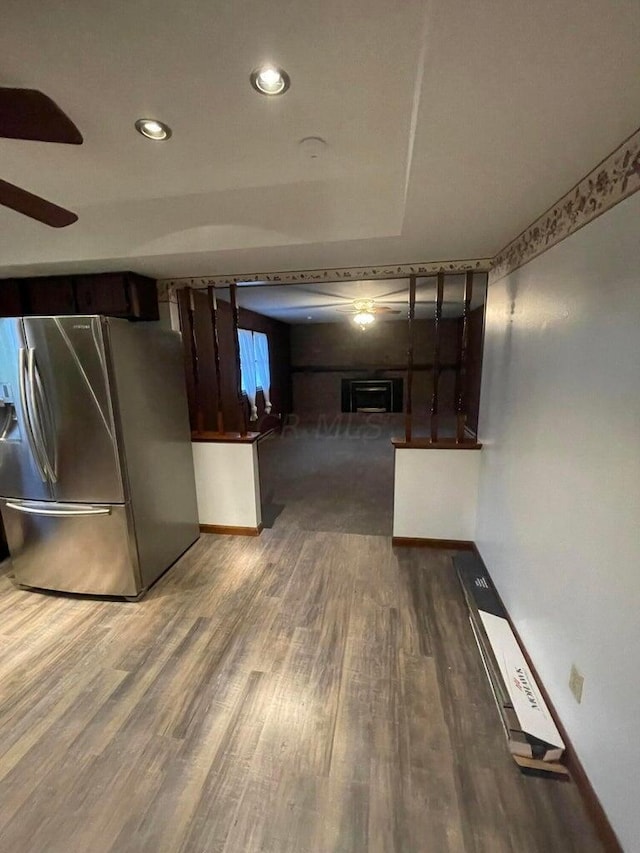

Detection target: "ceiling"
[228, 275, 486, 324]
[1, 0, 639, 280]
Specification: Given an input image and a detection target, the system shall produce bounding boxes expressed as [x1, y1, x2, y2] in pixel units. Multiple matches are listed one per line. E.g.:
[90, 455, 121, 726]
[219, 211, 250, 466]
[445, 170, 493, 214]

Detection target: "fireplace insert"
[341, 378, 403, 413]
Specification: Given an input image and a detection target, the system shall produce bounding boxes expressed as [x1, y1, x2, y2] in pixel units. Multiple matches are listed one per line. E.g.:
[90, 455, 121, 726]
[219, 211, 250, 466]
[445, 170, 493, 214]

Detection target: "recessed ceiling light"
[135, 118, 172, 141]
[250, 65, 290, 96]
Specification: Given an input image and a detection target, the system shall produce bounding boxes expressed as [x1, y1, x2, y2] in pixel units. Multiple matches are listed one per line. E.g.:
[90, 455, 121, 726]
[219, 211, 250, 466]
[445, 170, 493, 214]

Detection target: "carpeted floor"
[258, 414, 399, 536]
[258, 412, 457, 536]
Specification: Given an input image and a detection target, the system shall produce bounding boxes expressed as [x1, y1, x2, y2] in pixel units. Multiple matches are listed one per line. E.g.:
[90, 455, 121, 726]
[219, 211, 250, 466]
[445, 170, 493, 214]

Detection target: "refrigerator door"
[22, 316, 125, 504]
[105, 319, 199, 589]
[2, 498, 139, 596]
[0, 318, 53, 501]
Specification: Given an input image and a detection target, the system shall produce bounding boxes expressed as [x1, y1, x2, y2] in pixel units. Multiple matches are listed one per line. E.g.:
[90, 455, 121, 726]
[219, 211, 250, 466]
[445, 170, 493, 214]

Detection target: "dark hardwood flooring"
[0, 520, 600, 851]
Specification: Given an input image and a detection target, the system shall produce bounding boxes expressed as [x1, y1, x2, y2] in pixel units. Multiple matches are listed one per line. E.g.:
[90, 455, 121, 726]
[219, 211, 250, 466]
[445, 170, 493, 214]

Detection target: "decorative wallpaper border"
[490, 125, 640, 284]
[157, 125, 640, 299]
[157, 258, 491, 301]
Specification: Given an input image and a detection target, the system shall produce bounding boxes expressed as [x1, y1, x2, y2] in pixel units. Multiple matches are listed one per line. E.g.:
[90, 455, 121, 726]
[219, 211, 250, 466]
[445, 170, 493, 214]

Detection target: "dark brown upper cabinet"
[0, 272, 159, 320]
[24, 277, 76, 315]
[0, 280, 26, 318]
[124, 273, 160, 321]
[75, 273, 131, 316]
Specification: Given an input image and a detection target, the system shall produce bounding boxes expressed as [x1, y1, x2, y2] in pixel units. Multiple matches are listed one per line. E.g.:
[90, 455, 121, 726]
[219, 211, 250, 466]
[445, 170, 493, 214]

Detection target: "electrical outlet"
[569, 664, 584, 704]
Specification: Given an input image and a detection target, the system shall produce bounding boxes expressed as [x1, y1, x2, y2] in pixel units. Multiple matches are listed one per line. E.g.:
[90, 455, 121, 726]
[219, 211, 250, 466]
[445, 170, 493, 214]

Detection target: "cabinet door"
[75, 273, 130, 316]
[127, 273, 159, 320]
[0, 280, 25, 317]
[25, 277, 76, 315]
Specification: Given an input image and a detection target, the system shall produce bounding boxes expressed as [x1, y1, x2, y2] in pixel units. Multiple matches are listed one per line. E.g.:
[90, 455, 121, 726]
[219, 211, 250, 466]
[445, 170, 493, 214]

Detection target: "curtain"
[238, 328, 258, 420]
[253, 332, 272, 414]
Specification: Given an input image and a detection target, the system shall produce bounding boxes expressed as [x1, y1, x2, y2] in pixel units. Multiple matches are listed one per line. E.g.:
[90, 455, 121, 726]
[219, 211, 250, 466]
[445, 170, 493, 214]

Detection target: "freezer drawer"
[2, 499, 140, 597]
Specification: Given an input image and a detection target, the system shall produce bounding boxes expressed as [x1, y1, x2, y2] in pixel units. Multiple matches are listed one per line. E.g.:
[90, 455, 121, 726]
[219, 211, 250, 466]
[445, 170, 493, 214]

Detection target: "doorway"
[177, 273, 487, 537]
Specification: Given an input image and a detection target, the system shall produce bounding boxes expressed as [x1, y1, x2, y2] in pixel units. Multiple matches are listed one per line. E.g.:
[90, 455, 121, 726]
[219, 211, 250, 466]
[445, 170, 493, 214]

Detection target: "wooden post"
[405, 275, 416, 442]
[456, 271, 474, 443]
[229, 283, 247, 437]
[430, 271, 444, 443]
[207, 285, 225, 434]
[177, 286, 204, 434]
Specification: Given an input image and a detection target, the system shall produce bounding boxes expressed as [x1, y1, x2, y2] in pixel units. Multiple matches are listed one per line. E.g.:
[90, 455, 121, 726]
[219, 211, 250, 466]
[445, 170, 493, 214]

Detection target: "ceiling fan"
[336, 298, 403, 329]
[336, 298, 403, 317]
[0, 87, 83, 227]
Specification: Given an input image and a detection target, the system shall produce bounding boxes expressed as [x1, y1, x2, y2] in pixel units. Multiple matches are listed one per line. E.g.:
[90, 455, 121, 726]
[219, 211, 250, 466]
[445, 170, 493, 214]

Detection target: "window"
[237, 329, 271, 420]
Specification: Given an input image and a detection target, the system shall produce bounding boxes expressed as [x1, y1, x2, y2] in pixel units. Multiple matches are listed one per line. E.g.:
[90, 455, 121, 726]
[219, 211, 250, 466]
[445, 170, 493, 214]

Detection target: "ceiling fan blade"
[276, 301, 349, 312]
[0, 88, 83, 144]
[374, 286, 410, 300]
[0, 179, 78, 227]
[288, 287, 351, 303]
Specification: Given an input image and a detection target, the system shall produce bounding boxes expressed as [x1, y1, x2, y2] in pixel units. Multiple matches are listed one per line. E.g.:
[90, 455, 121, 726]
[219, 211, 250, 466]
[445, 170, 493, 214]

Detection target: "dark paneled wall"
[290, 319, 461, 420]
[182, 286, 485, 435]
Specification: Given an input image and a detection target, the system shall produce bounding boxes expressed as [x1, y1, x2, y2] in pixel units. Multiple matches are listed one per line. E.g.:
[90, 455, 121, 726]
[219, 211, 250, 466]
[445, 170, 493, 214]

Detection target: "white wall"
[393, 448, 481, 540]
[192, 442, 262, 529]
[476, 192, 640, 850]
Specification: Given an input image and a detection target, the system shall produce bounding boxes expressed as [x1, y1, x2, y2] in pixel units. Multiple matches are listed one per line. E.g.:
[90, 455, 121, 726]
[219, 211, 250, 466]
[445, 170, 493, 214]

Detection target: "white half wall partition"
[393, 445, 481, 542]
[191, 438, 262, 533]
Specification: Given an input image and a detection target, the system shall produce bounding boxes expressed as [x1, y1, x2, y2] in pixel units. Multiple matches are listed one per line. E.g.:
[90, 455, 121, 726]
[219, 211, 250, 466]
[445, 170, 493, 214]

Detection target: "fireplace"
[341, 378, 403, 413]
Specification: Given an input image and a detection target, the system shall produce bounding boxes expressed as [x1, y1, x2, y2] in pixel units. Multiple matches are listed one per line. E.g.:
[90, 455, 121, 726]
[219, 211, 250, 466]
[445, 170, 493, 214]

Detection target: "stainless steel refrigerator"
[0, 315, 199, 598]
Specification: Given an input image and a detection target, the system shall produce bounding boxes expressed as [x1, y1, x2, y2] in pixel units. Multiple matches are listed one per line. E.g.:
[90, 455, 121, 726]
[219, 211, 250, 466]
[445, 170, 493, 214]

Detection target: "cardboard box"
[454, 553, 565, 773]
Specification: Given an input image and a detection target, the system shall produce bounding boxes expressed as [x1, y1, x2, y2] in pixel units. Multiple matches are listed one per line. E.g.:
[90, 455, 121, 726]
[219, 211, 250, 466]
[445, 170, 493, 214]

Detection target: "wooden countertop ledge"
[192, 431, 261, 444]
[392, 438, 482, 450]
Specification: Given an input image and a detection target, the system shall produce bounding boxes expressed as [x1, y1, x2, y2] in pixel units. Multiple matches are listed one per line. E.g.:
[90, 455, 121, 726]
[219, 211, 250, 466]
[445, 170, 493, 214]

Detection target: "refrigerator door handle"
[18, 347, 47, 483]
[26, 347, 56, 483]
[5, 501, 112, 517]
[30, 349, 58, 483]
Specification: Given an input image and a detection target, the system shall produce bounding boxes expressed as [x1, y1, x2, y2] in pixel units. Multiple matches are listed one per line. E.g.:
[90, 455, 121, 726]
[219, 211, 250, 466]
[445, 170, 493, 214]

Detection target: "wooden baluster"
[207, 285, 225, 434]
[430, 271, 444, 443]
[456, 270, 474, 443]
[405, 275, 417, 442]
[229, 283, 247, 436]
[177, 286, 204, 434]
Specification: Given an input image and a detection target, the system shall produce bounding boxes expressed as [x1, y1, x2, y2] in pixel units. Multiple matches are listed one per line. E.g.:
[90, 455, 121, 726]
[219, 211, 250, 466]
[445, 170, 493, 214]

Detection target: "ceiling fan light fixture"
[353, 311, 375, 329]
[250, 65, 290, 96]
[135, 118, 172, 140]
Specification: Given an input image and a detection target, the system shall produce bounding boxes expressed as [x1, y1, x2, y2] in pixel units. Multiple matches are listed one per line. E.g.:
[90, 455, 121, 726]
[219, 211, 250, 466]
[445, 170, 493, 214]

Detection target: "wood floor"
[0, 525, 600, 852]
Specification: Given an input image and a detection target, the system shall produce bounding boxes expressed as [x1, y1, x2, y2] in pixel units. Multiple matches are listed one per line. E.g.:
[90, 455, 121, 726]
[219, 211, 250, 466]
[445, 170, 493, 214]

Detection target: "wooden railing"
[176, 286, 203, 432]
[177, 284, 250, 439]
[177, 271, 485, 446]
[229, 284, 248, 436]
[455, 270, 473, 443]
[404, 274, 416, 442]
[402, 270, 482, 448]
[206, 285, 225, 434]
[430, 271, 444, 442]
